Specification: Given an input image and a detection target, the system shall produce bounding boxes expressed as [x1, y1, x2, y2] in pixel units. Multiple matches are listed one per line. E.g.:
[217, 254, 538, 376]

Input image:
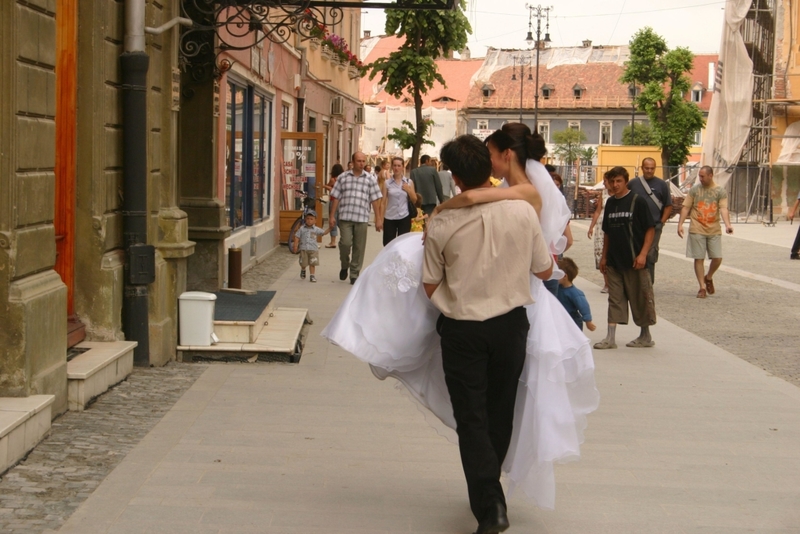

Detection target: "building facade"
[1, 0, 363, 413]
[463, 46, 716, 165]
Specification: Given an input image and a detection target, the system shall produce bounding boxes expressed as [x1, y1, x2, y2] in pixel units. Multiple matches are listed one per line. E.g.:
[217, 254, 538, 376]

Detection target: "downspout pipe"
[122, 0, 154, 366]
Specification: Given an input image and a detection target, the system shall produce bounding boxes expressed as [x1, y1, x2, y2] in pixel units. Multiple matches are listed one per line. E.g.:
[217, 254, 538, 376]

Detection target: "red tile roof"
[359, 35, 484, 108]
[464, 48, 719, 112]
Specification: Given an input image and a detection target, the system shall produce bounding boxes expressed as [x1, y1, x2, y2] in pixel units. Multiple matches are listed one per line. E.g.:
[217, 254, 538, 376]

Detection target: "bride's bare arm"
[434, 183, 542, 215]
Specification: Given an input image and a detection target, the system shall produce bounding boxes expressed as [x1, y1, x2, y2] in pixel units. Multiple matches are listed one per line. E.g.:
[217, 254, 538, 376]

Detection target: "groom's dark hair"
[439, 135, 491, 189]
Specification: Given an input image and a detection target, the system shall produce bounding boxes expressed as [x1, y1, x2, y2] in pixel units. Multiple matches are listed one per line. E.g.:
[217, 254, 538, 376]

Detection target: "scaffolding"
[733, 0, 777, 223]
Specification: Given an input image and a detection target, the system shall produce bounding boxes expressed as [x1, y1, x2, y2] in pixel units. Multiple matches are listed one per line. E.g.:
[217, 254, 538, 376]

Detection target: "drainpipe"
[122, 0, 154, 366]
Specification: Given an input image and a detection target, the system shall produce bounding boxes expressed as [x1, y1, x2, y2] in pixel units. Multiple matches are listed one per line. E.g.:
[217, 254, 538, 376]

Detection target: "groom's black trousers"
[437, 306, 529, 521]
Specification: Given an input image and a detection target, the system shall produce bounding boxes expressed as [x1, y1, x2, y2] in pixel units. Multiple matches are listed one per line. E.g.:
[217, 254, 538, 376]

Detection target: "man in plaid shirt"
[330, 152, 383, 284]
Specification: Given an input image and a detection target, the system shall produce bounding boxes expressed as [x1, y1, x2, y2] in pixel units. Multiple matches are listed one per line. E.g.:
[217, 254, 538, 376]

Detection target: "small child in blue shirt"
[556, 257, 596, 332]
[293, 210, 331, 283]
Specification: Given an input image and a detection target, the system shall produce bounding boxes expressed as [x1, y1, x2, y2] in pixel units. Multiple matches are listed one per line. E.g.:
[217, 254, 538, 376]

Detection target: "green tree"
[621, 123, 657, 146]
[386, 120, 435, 151]
[369, 0, 471, 169]
[620, 27, 705, 170]
[552, 129, 587, 165]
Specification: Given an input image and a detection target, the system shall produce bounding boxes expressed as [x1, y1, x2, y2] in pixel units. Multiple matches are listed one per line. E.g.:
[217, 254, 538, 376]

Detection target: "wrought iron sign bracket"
[179, 0, 456, 82]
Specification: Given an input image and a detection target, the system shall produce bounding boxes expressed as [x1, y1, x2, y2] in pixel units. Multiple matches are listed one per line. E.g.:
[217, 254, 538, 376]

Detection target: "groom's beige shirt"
[422, 199, 552, 321]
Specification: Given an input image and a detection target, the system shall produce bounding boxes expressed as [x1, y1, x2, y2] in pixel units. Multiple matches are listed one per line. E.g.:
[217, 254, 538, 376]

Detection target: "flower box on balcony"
[309, 38, 320, 50]
[348, 65, 360, 79]
[320, 46, 333, 60]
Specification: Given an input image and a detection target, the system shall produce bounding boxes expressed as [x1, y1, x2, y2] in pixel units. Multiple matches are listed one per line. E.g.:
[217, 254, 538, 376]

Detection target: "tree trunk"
[661, 147, 671, 181]
[410, 84, 424, 171]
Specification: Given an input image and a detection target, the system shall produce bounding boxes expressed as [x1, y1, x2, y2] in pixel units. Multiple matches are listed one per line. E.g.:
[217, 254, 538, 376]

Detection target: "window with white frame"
[600, 122, 612, 145]
[538, 121, 549, 143]
[477, 119, 489, 129]
[568, 121, 581, 131]
[281, 103, 290, 130]
[691, 89, 702, 102]
[693, 130, 702, 146]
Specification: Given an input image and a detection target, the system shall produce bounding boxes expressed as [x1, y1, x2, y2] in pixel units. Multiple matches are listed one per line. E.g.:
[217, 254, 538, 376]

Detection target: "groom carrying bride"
[422, 135, 554, 534]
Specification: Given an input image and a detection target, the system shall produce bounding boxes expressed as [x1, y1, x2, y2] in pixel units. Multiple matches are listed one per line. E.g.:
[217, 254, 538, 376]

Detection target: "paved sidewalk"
[55, 228, 800, 533]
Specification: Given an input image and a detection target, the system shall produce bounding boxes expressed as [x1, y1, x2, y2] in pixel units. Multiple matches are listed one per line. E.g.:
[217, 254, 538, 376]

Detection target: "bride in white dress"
[321, 123, 599, 510]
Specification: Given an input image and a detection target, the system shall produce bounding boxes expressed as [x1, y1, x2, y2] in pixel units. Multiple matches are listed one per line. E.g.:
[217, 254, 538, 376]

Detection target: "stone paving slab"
[0, 364, 206, 534]
[55, 228, 800, 534]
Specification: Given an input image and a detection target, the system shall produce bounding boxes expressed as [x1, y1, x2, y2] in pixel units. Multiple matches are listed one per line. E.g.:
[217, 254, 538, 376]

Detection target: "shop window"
[226, 81, 273, 230]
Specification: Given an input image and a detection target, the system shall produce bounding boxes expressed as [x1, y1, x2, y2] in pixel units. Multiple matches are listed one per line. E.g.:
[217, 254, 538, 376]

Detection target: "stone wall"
[74, 0, 193, 366]
[0, 0, 68, 414]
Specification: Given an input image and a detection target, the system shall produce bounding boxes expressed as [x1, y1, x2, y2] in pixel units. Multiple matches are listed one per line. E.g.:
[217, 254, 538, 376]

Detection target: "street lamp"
[526, 4, 552, 130]
[511, 54, 533, 122]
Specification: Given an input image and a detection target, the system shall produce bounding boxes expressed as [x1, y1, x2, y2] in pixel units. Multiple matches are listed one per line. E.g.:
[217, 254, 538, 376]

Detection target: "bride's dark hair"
[484, 122, 547, 164]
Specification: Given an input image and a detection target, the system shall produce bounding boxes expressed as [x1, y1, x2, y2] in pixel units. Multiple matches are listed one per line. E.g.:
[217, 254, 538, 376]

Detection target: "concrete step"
[67, 341, 137, 412]
[213, 292, 277, 344]
[0, 395, 55, 474]
[178, 307, 309, 363]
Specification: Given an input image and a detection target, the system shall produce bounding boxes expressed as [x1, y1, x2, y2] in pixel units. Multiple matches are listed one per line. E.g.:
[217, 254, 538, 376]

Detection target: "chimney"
[582, 39, 592, 48]
[364, 30, 371, 39]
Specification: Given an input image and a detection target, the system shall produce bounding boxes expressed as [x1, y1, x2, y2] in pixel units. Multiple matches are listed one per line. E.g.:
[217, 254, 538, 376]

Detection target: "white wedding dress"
[321, 160, 599, 509]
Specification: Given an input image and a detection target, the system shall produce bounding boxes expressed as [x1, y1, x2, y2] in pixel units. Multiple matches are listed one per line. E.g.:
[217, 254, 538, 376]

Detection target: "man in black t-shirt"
[595, 166, 657, 350]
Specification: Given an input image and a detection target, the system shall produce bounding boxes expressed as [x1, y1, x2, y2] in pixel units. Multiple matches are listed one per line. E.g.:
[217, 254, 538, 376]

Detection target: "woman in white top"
[381, 156, 419, 246]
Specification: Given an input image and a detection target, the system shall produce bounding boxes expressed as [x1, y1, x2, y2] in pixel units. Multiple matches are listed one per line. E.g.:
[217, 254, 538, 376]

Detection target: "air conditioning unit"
[331, 96, 344, 116]
[355, 106, 365, 124]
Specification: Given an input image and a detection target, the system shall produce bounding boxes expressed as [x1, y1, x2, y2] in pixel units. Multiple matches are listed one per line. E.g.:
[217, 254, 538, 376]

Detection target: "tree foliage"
[552, 129, 587, 165]
[620, 27, 705, 168]
[386, 120, 435, 151]
[621, 123, 657, 146]
[369, 0, 471, 169]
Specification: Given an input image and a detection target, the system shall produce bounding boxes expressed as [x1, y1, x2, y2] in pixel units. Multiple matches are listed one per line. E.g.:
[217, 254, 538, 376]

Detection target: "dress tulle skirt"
[321, 232, 599, 509]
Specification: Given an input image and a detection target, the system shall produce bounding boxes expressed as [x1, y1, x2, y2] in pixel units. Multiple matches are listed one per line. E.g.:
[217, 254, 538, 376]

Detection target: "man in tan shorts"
[677, 166, 733, 298]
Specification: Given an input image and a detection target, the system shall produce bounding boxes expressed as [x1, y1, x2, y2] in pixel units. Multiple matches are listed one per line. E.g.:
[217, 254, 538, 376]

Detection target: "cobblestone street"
[0, 364, 207, 533]
[0, 246, 296, 533]
[569, 220, 800, 387]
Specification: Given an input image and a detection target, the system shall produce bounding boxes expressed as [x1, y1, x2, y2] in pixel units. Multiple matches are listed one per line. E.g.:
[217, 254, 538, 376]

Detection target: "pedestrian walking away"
[328, 152, 383, 284]
[677, 166, 733, 298]
[627, 157, 672, 283]
[422, 135, 554, 534]
[322, 123, 598, 524]
[788, 189, 800, 259]
[595, 165, 657, 350]
[439, 162, 457, 200]
[411, 154, 445, 216]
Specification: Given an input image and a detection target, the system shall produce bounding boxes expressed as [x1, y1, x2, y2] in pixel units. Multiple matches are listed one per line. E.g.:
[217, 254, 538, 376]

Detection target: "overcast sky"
[360, 0, 726, 57]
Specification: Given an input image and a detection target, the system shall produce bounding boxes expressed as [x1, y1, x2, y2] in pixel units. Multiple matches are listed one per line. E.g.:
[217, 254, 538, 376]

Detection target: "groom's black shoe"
[475, 501, 509, 534]
[339, 268, 348, 281]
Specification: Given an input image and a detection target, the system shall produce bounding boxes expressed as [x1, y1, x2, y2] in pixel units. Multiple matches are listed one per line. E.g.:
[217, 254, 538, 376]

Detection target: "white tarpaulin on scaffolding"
[776, 121, 800, 164]
[701, 0, 753, 187]
[360, 105, 459, 159]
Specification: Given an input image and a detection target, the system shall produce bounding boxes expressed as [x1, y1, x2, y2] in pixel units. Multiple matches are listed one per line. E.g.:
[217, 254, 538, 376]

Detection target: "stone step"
[0, 395, 55, 475]
[213, 295, 276, 344]
[178, 307, 309, 363]
[67, 341, 137, 412]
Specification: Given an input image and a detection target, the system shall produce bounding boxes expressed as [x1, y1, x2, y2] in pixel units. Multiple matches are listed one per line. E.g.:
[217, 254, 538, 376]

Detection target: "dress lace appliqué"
[381, 253, 420, 296]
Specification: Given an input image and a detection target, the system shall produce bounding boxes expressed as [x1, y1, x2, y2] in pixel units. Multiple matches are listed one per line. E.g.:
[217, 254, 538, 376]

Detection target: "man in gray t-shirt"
[627, 157, 672, 283]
